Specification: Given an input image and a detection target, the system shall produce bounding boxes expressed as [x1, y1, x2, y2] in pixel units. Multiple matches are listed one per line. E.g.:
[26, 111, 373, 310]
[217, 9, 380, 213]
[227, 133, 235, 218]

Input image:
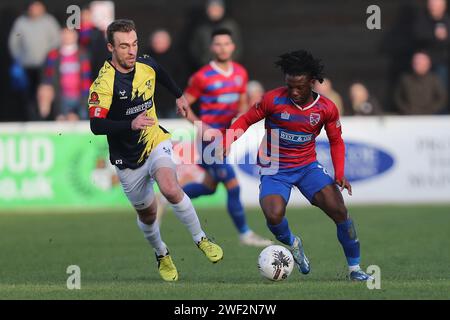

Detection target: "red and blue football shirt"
[185, 61, 248, 134]
[227, 87, 345, 180]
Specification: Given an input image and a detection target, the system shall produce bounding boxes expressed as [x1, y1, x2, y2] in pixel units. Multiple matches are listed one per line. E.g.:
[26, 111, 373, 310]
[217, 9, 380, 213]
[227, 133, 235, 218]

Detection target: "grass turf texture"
[0, 205, 449, 300]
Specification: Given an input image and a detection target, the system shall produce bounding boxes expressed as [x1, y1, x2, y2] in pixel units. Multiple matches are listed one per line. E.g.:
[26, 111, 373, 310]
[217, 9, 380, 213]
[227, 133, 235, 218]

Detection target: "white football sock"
[170, 193, 206, 243]
[349, 264, 361, 273]
[136, 217, 167, 256]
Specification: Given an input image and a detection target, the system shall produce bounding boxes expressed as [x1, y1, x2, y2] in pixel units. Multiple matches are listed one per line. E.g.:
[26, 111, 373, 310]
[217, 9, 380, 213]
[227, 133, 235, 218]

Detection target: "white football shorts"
[115, 139, 176, 210]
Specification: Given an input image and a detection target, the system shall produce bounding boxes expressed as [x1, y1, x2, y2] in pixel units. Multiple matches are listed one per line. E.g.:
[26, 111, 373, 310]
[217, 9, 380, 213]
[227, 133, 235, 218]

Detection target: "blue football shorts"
[259, 161, 334, 204]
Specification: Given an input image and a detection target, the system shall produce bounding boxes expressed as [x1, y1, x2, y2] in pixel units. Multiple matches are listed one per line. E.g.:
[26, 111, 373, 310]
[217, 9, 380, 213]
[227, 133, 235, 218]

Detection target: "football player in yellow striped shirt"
[88, 19, 223, 281]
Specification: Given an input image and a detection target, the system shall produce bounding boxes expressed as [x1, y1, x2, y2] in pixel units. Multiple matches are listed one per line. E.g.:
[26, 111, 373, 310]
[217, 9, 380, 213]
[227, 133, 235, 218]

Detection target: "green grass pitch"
[0, 205, 449, 300]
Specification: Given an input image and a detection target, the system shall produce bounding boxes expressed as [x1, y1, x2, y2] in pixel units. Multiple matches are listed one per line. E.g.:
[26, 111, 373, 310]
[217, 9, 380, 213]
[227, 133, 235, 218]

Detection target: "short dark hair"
[275, 50, 324, 83]
[211, 28, 233, 39]
[107, 19, 137, 45]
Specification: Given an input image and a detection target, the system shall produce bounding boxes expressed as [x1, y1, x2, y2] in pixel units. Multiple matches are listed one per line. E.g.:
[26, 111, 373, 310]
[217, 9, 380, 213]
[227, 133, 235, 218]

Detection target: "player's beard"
[118, 56, 136, 71]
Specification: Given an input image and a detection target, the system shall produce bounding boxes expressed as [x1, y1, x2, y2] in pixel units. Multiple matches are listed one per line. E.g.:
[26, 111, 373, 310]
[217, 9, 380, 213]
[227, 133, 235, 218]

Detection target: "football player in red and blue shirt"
[182, 28, 272, 247]
[224, 50, 372, 281]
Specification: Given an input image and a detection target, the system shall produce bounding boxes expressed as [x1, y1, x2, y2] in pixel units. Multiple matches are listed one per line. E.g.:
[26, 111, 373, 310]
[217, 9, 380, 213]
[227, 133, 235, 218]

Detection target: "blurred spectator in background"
[247, 80, 264, 107]
[144, 29, 186, 118]
[413, 0, 449, 88]
[189, 0, 243, 70]
[349, 82, 383, 116]
[79, 5, 109, 80]
[380, 2, 416, 114]
[313, 78, 344, 115]
[394, 51, 447, 115]
[8, 1, 60, 120]
[38, 28, 91, 121]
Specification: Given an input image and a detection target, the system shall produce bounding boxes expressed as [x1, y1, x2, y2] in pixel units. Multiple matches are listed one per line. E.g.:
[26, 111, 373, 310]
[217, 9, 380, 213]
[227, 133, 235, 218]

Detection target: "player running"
[88, 19, 223, 282]
[178, 28, 272, 247]
[223, 50, 373, 281]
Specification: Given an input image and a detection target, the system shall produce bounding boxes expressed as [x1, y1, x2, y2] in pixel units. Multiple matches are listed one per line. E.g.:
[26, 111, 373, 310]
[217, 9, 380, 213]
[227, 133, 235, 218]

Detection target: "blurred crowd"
[1, 0, 448, 122]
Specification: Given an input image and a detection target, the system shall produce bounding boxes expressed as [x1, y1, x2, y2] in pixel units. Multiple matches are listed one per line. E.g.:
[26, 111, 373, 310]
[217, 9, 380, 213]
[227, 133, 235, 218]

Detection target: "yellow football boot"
[156, 251, 178, 281]
[197, 237, 223, 263]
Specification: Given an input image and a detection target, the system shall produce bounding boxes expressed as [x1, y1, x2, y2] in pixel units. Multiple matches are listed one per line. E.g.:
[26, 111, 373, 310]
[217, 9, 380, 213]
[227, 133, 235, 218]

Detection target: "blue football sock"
[227, 186, 250, 234]
[183, 183, 215, 199]
[337, 218, 361, 267]
[267, 218, 295, 246]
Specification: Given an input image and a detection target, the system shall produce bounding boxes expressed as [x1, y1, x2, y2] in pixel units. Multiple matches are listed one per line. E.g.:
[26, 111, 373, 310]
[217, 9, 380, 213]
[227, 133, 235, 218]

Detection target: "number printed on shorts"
[318, 164, 329, 175]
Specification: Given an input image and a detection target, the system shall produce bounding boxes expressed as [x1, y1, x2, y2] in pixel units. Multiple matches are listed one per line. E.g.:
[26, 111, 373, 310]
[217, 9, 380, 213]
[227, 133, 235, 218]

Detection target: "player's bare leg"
[203, 171, 219, 191]
[260, 195, 310, 274]
[155, 167, 223, 263]
[312, 184, 373, 281]
[312, 184, 348, 223]
[135, 200, 178, 281]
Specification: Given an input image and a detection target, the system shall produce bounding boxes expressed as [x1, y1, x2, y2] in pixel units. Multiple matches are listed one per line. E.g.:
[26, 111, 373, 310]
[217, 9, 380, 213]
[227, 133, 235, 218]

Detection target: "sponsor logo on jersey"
[125, 100, 153, 115]
[280, 131, 313, 144]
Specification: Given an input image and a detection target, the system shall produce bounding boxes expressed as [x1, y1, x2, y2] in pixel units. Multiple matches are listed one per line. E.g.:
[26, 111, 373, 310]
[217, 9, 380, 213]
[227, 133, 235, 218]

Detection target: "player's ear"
[107, 42, 114, 53]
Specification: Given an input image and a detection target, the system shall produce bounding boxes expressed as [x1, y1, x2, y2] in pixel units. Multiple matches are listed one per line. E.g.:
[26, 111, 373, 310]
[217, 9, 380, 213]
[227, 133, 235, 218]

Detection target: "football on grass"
[258, 245, 294, 281]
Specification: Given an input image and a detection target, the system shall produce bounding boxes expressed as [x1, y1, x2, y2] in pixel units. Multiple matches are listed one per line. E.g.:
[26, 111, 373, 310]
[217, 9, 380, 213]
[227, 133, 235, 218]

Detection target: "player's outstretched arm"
[222, 102, 267, 157]
[324, 104, 351, 195]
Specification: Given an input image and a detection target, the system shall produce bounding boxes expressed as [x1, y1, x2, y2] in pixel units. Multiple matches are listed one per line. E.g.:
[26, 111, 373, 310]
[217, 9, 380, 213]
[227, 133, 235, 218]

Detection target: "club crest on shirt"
[89, 92, 100, 105]
[310, 113, 321, 126]
[234, 75, 243, 86]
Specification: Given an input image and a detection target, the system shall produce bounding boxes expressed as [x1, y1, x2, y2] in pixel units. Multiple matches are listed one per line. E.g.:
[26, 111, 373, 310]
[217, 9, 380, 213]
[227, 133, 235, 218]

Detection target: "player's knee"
[137, 208, 157, 225]
[224, 178, 239, 190]
[203, 181, 217, 193]
[263, 204, 285, 225]
[332, 205, 348, 223]
[160, 183, 183, 204]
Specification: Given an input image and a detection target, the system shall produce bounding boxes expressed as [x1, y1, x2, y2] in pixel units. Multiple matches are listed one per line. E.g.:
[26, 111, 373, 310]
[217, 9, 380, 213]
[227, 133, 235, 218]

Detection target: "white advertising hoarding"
[1, 116, 449, 208]
[218, 116, 450, 205]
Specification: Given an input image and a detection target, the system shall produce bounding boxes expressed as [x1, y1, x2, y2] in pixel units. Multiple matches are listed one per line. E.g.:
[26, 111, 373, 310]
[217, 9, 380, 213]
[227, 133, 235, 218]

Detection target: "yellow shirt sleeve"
[88, 79, 113, 111]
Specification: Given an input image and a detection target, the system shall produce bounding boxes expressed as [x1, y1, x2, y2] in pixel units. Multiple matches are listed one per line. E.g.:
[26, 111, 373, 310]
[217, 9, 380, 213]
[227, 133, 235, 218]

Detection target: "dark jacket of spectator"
[413, 7, 449, 66]
[394, 73, 447, 114]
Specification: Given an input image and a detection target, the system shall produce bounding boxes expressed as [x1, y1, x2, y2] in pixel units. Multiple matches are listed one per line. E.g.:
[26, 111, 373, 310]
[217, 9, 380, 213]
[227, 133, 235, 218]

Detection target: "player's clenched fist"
[131, 111, 155, 130]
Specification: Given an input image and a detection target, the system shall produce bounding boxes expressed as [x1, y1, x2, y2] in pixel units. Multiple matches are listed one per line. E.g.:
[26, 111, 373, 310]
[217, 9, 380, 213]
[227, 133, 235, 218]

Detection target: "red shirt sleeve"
[324, 101, 345, 180]
[184, 72, 203, 99]
[225, 95, 269, 147]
